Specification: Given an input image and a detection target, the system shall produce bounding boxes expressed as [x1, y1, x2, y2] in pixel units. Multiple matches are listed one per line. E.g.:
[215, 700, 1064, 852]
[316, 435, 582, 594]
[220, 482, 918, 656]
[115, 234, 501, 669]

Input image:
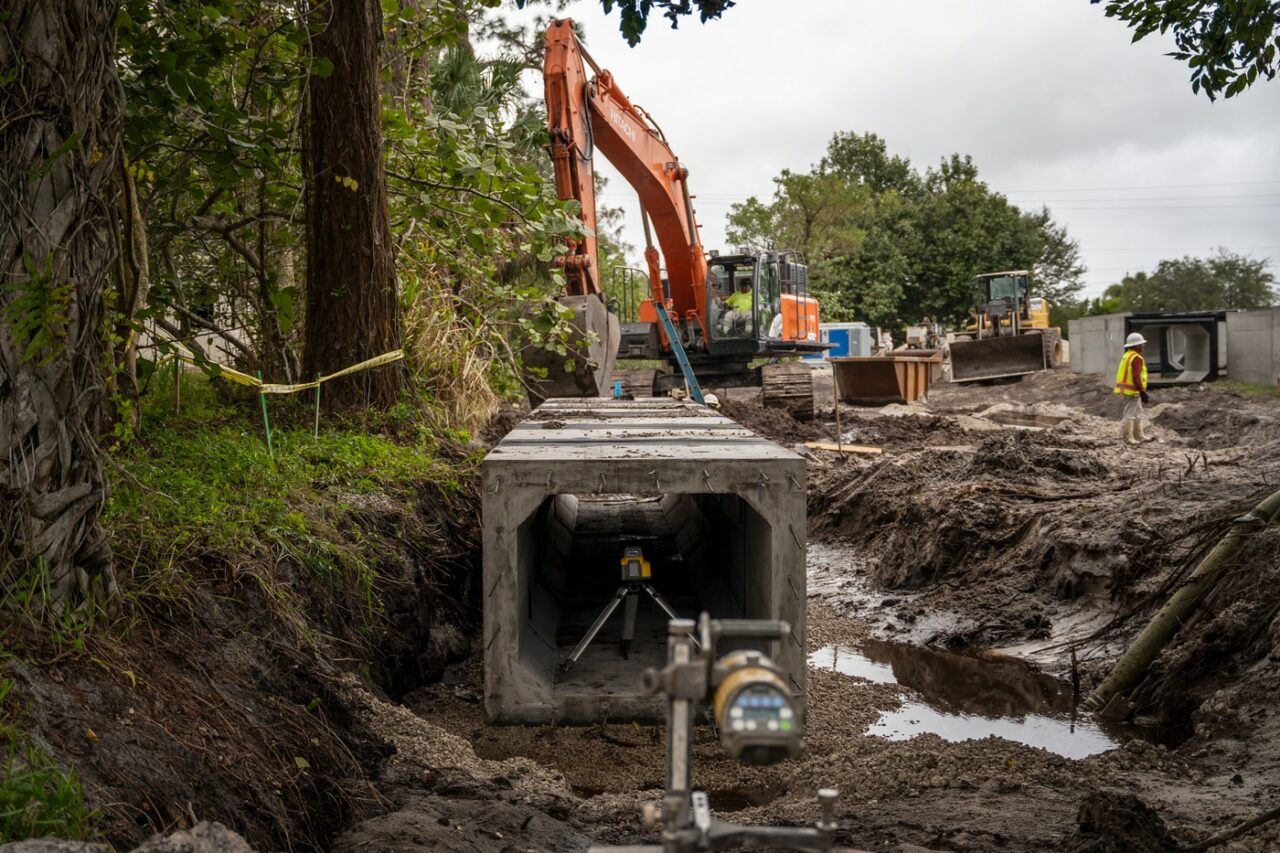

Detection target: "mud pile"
[805, 376, 1280, 652]
[719, 396, 832, 444]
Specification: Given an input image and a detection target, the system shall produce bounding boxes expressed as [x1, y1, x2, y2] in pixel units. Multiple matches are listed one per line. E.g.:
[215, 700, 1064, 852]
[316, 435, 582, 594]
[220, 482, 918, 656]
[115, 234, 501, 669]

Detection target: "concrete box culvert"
[482, 398, 807, 724]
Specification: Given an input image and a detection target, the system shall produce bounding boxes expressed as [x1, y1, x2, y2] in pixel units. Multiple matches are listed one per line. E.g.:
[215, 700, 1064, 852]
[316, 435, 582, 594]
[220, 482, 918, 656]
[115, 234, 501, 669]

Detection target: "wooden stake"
[833, 370, 843, 456]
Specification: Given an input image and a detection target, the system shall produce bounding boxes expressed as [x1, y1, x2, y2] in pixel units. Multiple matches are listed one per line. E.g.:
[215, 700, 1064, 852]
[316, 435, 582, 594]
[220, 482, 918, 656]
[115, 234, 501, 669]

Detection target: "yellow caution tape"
[167, 344, 404, 395]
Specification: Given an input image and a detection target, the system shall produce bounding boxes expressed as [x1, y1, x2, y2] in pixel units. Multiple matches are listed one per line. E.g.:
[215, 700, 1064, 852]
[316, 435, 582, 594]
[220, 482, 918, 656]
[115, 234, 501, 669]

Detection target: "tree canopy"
[516, 0, 736, 45]
[727, 133, 1085, 329]
[1105, 249, 1277, 312]
[1095, 0, 1280, 99]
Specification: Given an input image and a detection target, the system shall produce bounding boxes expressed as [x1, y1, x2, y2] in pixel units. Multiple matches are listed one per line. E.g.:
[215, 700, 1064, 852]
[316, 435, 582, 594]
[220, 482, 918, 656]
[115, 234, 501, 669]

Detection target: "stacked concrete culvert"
[482, 397, 807, 724]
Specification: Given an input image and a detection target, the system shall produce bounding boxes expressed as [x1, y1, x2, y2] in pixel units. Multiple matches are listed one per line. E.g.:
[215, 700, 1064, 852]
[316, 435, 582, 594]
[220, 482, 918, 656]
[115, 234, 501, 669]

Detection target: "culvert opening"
[515, 492, 774, 721]
[482, 397, 807, 724]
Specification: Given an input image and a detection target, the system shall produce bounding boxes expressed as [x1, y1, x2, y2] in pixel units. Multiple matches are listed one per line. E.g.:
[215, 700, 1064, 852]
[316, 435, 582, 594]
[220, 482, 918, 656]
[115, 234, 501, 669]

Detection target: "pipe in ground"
[1083, 488, 1280, 713]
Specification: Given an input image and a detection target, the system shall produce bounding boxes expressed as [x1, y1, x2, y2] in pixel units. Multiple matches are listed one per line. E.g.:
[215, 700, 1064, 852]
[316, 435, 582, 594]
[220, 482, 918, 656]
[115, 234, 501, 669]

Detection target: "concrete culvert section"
[482, 398, 806, 723]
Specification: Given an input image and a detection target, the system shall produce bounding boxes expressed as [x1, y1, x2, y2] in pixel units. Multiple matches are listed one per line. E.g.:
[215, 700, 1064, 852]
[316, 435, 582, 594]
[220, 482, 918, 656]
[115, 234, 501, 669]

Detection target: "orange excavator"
[533, 19, 824, 407]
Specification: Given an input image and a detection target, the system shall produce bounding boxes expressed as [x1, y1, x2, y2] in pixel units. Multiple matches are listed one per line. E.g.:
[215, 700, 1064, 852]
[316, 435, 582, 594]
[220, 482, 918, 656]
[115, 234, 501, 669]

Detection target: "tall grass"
[401, 271, 501, 436]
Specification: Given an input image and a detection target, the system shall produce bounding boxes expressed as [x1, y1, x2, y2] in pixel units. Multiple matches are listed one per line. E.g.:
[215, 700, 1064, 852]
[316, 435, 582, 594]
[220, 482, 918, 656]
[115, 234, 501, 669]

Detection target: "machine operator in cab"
[721, 277, 754, 334]
[1114, 332, 1153, 444]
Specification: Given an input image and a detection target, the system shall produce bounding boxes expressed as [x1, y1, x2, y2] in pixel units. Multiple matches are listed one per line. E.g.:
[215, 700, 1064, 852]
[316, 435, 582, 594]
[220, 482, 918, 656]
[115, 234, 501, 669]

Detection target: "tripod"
[561, 580, 684, 672]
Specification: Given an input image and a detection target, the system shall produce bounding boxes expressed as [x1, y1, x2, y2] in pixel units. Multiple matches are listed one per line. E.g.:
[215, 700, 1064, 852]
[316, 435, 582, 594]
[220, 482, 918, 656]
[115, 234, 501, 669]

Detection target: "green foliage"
[108, 0, 595, 417]
[0, 680, 98, 843]
[1094, 0, 1280, 99]
[110, 379, 465, 556]
[1050, 293, 1123, 338]
[383, 34, 597, 398]
[1105, 249, 1277, 312]
[105, 374, 475, 620]
[727, 133, 1085, 329]
[516, 0, 736, 45]
[1, 560, 101, 657]
[2, 254, 73, 366]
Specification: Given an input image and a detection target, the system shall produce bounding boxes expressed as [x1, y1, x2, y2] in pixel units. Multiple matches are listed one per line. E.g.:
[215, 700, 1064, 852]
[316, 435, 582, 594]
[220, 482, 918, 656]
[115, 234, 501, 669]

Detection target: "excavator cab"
[709, 257, 759, 341]
[706, 251, 818, 350]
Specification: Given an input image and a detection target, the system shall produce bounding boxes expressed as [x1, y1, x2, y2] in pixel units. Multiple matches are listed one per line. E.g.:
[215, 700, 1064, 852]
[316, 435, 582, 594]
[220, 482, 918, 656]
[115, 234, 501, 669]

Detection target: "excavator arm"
[544, 18, 710, 329]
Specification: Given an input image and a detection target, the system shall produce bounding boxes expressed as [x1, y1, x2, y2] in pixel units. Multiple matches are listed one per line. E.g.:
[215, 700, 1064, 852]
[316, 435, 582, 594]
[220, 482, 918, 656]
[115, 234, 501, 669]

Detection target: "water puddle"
[810, 639, 1139, 759]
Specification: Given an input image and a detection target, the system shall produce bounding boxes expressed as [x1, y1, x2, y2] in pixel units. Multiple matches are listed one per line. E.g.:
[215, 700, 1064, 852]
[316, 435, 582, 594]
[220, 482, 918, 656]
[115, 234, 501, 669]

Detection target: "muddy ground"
[356, 369, 1280, 852]
[8, 369, 1280, 852]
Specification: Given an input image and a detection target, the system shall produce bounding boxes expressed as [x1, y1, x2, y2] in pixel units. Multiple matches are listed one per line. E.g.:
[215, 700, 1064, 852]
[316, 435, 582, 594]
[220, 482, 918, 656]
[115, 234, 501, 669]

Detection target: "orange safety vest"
[1114, 349, 1147, 396]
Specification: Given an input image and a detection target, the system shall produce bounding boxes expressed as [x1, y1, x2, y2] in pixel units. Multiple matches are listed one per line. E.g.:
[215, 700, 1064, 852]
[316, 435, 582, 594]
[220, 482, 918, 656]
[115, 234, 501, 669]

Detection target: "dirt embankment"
[706, 371, 1280, 848]
[4, 430, 482, 851]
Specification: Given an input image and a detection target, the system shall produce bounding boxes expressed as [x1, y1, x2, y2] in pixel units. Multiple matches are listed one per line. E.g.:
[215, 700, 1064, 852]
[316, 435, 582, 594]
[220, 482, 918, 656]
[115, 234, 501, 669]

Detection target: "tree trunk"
[0, 0, 120, 609]
[304, 0, 403, 409]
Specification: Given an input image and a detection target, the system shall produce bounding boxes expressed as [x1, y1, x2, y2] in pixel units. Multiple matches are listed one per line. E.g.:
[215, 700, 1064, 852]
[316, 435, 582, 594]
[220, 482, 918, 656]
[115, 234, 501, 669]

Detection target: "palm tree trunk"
[0, 0, 121, 609]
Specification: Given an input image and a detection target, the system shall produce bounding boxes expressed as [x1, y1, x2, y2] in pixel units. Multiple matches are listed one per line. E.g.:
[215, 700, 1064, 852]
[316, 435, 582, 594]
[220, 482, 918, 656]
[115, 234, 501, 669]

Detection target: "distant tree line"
[725, 133, 1086, 330]
[1058, 249, 1277, 326]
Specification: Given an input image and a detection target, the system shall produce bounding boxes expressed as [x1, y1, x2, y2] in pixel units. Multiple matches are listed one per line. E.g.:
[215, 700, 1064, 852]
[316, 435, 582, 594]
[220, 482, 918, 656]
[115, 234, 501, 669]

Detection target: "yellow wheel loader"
[948, 270, 1063, 383]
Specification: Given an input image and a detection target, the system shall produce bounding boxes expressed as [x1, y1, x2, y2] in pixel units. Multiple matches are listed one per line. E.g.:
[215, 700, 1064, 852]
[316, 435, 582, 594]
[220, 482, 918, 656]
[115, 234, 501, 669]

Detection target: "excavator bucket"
[524, 293, 621, 404]
[949, 333, 1046, 383]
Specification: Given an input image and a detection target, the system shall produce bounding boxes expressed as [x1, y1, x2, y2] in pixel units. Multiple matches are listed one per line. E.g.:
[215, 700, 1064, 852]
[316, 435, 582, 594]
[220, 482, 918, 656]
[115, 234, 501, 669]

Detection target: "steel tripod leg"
[641, 585, 700, 649]
[621, 594, 639, 659]
[561, 585, 629, 672]
[642, 583, 682, 623]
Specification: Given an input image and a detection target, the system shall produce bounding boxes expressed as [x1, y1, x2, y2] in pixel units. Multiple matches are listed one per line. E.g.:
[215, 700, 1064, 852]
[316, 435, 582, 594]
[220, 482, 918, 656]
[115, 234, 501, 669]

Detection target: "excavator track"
[761, 363, 814, 420]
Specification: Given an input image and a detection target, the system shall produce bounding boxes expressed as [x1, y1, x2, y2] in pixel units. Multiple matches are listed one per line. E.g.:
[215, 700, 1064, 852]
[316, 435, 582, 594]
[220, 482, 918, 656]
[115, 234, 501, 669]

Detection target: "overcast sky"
[495, 1, 1279, 299]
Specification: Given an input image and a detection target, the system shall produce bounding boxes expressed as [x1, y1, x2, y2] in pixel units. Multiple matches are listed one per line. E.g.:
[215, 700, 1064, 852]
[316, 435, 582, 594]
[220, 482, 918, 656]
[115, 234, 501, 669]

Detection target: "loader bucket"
[949, 333, 1046, 383]
[524, 293, 621, 403]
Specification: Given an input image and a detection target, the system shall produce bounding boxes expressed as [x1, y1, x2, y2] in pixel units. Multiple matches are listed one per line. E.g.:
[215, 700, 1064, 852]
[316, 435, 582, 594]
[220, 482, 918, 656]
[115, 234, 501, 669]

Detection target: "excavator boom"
[541, 19, 824, 407]
[545, 19, 710, 319]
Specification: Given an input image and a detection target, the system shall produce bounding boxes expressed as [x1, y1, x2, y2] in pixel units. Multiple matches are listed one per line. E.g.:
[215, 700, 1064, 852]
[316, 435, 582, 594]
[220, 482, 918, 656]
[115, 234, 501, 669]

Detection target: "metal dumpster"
[830, 354, 941, 405]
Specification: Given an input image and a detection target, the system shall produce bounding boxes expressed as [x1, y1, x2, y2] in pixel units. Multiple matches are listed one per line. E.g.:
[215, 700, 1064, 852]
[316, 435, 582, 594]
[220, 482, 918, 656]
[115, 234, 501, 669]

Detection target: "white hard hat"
[1124, 332, 1147, 348]
[703, 393, 721, 410]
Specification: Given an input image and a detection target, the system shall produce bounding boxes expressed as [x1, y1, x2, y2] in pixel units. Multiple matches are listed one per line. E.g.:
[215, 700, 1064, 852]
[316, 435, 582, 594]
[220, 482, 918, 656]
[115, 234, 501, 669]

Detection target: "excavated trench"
[363, 375, 1280, 851]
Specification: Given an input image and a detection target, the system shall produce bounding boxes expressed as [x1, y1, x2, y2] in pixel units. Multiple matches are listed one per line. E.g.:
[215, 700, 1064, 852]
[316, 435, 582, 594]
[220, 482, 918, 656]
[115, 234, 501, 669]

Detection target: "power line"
[1002, 179, 1280, 194]
[1017, 194, 1280, 203]
[1037, 204, 1280, 210]
[1086, 246, 1280, 252]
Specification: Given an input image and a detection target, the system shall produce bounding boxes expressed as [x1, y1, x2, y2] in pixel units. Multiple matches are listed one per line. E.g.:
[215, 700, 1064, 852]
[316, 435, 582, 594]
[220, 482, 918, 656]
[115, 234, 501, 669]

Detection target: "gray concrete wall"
[1068, 313, 1130, 380]
[482, 398, 807, 724]
[1226, 309, 1280, 386]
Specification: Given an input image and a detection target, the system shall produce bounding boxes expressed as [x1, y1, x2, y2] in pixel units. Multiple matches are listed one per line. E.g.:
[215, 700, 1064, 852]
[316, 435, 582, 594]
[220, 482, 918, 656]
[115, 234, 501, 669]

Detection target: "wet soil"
[17, 370, 1280, 852]
[345, 370, 1280, 852]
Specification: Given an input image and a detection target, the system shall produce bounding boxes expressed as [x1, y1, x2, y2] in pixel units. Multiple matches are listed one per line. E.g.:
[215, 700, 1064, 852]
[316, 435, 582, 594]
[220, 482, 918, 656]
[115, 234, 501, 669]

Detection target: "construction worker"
[720, 279, 753, 334]
[1114, 332, 1152, 444]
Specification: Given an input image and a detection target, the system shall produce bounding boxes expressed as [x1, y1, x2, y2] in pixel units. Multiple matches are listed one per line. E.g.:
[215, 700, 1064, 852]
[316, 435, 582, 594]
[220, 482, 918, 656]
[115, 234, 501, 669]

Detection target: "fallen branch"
[1184, 804, 1280, 850]
[1083, 487, 1280, 712]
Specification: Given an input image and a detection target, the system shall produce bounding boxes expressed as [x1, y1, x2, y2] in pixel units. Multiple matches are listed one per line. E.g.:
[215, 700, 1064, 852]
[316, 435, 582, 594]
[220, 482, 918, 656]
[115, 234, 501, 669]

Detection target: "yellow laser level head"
[620, 546, 651, 581]
[713, 650, 801, 766]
